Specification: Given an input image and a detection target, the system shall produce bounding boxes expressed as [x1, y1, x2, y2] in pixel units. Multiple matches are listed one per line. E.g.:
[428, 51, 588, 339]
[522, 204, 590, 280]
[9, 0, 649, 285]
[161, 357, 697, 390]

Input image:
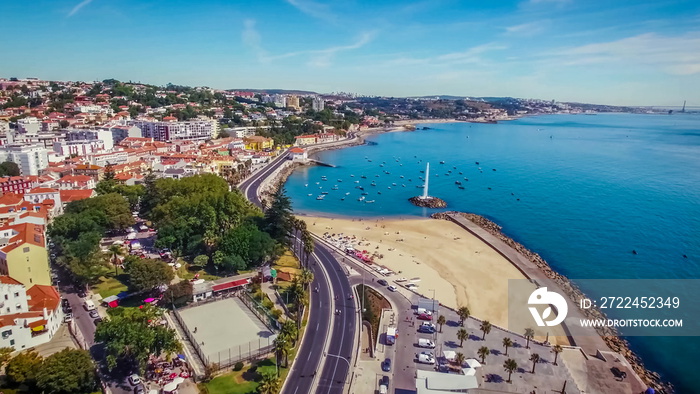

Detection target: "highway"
[239, 148, 357, 394]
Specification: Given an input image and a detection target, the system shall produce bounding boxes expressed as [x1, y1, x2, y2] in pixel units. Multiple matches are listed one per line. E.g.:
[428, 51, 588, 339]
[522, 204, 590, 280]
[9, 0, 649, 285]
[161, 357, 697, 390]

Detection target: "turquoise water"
[284, 113, 700, 391]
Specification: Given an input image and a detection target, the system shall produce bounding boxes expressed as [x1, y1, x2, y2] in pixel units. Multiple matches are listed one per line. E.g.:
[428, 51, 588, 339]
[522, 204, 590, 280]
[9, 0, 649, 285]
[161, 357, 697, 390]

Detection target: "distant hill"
[226, 88, 318, 95]
[409, 95, 468, 100]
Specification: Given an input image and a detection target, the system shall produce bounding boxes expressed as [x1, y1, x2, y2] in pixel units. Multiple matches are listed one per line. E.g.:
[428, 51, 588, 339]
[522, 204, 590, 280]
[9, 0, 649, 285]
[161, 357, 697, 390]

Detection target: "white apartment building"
[312, 97, 325, 112]
[16, 117, 41, 135]
[100, 125, 142, 144]
[130, 120, 213, 142]
[87, 151, 129, 166]
[0, 144, 49, 176]
[53, 140, 104, 157]
[0, 276, 63, 352]
[65, 129, 114, 151]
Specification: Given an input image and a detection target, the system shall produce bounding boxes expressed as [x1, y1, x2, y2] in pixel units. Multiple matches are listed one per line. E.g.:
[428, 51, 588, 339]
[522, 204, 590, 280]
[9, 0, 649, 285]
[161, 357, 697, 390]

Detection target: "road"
[239, 149, 357, 394]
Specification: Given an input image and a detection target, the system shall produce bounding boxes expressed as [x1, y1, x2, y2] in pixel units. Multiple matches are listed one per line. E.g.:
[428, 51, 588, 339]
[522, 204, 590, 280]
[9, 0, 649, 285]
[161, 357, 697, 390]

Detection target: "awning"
[212, 278, 250, 292]
[163, 382, 178, 392]
[465, 358, 482, 368]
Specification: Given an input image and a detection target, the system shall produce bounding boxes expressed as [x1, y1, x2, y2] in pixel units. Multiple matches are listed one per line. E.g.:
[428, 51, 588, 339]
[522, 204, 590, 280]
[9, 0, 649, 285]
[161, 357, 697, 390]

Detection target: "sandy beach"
[300, 215, 569, 344]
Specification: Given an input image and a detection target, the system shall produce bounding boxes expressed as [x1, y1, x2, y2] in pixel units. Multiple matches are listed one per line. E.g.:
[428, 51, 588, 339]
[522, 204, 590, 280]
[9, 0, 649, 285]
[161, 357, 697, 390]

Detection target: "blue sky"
[1, 0, 699, 106]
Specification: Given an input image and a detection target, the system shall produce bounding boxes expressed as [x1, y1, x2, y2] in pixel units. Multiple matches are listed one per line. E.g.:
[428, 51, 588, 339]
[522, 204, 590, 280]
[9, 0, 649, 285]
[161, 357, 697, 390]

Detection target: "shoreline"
[261, 118, 668, 392]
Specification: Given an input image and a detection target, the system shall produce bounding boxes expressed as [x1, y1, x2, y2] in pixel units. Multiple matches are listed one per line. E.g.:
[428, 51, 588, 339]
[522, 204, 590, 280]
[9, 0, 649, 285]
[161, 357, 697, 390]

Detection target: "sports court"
[177, 297, 277, 365]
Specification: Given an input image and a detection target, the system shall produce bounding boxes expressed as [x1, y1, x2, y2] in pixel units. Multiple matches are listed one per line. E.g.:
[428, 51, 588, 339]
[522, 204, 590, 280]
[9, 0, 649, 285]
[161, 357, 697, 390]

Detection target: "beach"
[299, 215, 571, 345]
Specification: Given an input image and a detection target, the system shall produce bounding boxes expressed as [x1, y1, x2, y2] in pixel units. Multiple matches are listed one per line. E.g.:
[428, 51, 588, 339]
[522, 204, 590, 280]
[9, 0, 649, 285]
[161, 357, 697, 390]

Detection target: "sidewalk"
[261, 282, 290, 320]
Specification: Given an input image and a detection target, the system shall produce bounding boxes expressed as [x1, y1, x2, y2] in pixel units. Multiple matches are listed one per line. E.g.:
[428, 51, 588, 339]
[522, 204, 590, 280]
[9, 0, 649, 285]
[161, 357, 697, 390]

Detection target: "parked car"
[63, 313, 73, 322]
[128, 374, 141, 386]
[133, 385, 145, 394]
[93, 317, 103, 326]
[380, 375, 390, 387]
[387, 285, 398, 292]
[418, 338, 436, 348]
[382, 358, 391, 372]
[377, 279, 388, 286]
[78, 290, 87, 298]
[417, 313, 433, 321]
[418, 325, 435, 334]
[61, 299, 69, 308]
[89, 310, 100, 319]
[416, 352, 436, 364]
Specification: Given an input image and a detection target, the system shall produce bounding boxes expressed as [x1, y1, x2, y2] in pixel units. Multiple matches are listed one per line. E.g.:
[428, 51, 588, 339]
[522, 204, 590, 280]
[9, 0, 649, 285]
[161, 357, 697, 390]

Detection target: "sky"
[1, 0, 699, 106]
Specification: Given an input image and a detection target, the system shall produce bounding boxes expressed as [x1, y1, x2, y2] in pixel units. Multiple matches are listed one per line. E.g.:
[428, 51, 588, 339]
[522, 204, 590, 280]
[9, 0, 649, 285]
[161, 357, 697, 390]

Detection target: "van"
[84, 300, 96, 311]
[378, 384, 388, 394]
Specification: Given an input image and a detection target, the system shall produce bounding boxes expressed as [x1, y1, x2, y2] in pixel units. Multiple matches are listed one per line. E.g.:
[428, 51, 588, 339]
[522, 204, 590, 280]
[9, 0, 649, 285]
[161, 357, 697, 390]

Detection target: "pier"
[307, 159, 336, 167]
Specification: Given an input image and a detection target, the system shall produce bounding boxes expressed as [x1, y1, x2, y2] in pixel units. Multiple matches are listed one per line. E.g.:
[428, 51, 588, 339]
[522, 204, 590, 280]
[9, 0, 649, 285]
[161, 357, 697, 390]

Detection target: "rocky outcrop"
[409, 196, 447, 208]
[431, 211, 672, 393]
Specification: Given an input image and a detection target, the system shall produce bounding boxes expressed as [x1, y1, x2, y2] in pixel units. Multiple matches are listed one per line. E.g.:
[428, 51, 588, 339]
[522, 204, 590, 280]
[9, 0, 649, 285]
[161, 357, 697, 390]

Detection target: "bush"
[271, 309, 283, 320]
[262, 299, 274, 310]
[233, 361, 244, 371]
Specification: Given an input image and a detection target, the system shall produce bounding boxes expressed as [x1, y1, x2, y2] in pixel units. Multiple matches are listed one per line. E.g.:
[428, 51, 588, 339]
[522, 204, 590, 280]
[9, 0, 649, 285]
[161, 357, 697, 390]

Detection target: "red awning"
[212, 279, 250, 292]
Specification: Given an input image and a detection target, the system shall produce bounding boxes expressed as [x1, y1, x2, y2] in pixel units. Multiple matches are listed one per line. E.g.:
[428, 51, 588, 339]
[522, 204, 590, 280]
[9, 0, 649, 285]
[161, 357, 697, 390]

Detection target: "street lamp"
[324, 352, 351, 385]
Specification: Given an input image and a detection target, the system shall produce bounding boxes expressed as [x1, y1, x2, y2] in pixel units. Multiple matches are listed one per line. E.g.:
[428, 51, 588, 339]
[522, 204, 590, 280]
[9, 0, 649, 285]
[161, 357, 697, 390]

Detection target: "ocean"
[284, 113, 700, 392]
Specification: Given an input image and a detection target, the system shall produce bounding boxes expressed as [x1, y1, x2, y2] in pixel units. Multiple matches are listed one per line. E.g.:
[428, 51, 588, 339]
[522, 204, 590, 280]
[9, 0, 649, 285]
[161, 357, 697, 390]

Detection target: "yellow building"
[287, 95, 301, 111]
[294, 134, 318, 146]
[0, 223, 51, 287]
[243, 136, 274, 151]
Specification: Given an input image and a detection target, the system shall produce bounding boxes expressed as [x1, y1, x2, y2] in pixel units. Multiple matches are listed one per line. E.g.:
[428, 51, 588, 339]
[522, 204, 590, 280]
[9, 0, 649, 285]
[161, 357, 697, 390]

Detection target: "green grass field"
[91, 274, 129, 298]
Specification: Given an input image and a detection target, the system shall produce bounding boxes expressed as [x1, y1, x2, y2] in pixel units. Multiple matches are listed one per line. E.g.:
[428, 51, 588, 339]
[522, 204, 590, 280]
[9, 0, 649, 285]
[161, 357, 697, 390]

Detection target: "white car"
[128, 374, 141, 386]
[416, 352, 435, 364]
[387, 285, 397, 292]
[420, 322, 436, 330]
[418, 338, 435, 348]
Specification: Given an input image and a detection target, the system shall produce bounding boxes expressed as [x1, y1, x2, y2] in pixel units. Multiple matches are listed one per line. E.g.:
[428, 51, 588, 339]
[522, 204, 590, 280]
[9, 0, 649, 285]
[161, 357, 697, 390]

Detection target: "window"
[23, 247, 29, 253]
[1, 330, 11, 339]
[13, 292, 18, 298]
[3, 294, 7, 300]
[9, 340, 14, 346]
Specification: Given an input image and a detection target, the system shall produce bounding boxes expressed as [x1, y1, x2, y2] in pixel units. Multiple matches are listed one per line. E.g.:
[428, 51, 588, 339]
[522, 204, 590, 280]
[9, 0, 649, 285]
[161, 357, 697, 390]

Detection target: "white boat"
[354, 180, 360, 183]
[316, 195, 325, 200]
[345, 192, 350, 195]
[410, 277, 421, 283]
[358, 196, 365, 201]
[332, 186, 339, 190]
[308, 194, 312, 196]
[305, 184, 308, 187]
[365, 200, 375, 203]
[396, 277, 408, 282]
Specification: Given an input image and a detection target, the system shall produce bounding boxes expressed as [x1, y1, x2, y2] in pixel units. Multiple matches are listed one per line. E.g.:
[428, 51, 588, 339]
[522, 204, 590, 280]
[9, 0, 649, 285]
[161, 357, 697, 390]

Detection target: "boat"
[420, 170, 425, 173]
[400, 175, 404, 178]
[315, 182, 320, 184]
[305, 184, 308, 187]
[361, 192, 369, 195]
[354, 180, 360, 183]
[355, 185, 362, 189]
[453, 166, 457, 169]
[375, 174, 380, 177]
[316, 195, 325, 200]
[440, 161, 445, 164]
[487, 187, 492, 190]
[464, 178, 468, 181]
[402, 184, 406, 187]
[337, 179, 342, 182]
[371, 182, 376, 186]
[351, 174, 355, 177]
[387, 186, 392, 189]
[416, 185, 424, 188]
[478, 167, 482, 170]
[459, 172, 463, 175]
[378, 191, 382, 194]
[345, 192, 350, 195]
[392, 183, 397, 186]
[365, 200, 375, 203]
[475, 161, 479, 165]
[307, 194, 312, 196]
[332, 186, 339, 190]
[395, 277, 407, 282]
[455, 181, 461, 185]
[492, 169, 496, 171]
[341, 197, 345, 200]
[361, 175, 367, 179]
[321, 191, 329, 194]
[358, 196, 365, 201]
[380, 164, 384, 167]
[458, 186, 465, 189]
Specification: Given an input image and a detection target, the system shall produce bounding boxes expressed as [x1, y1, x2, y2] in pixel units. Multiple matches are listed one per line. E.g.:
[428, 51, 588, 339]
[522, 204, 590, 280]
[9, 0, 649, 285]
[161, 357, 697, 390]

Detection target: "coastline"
[260, 118, 668, 392]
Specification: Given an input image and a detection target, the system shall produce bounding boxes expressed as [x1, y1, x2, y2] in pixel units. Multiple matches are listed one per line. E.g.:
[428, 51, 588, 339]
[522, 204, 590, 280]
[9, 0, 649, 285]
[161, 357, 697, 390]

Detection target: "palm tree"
[298, 269, 314, 291]
[552, 344, 563, 365]
[107, 244, 124, 276]
[524, 328, 535, 349]
[274, 338, 287, 373]
[503, 359, 518, 383]
[480, 320, 492, 340]
[454, 352, 466, 367]
[457, 306, 470, 326]
[302, 231, 314, 266]
[457, 328, 468, 347]
[437, 315, 446, 333]
[281, 320, 298, 345]
[257, 370, 280, 393]
[502, 337, 513, 356]
[530, 353, 540, 374]
[477, 346, 489, 364]
[295, 292, 309, 330]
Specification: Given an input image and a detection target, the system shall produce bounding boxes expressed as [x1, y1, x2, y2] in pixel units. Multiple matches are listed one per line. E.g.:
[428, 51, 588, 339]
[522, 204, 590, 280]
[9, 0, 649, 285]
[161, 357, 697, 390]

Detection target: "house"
[243, 136, 274, 151]
[289, 147, 307, 161]
[0, 176, 40, 196]
[54, 175, 95, 190]
[72, 164, 103, 181]
[294, 134, 318, 146]
[59, 189, 95, 205]
[0, 223, 51, 287]
[0, 276, 63, 351]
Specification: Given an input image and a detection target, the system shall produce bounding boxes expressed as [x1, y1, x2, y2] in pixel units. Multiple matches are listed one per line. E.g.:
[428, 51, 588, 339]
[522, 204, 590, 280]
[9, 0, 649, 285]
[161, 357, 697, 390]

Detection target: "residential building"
[16, 117, 40, 134]
[243, 136, 274, 151]
[294, 134, 318, 146]
[65, 129, 114, 151]
[0, 276, 63, 351]
[59, 189, 95, 205]
[87, 151, 129, 167]
[130, 120, 213, 142]
[0, 144, 50, 176]
[287, 95, 301, 110]
[289, 147, 307, 160]
[0, 194, 52, 227]
[52, 140, 105, 157]
[72, 164, 103, 180]
[54, 175, 95, 190]
[100, 125, 142, 144]
[0, 177, 40, 196]
[0, 222, 51, 287]
[312, 97, 325, 112]
[294, 132, 339, 146]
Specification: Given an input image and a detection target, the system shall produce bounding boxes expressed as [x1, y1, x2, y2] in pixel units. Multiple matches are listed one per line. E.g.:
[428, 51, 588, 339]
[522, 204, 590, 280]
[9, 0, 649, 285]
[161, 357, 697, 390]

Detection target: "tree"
[298, 268, 314, 290]
[437, 315, 446, 333]
[457, 306, 470, 326]
[107, 244, 124, 276]
[103, 163, 116, 181]
[456, 328, 468, 347]
[0, 347, 13, 368]
[503, 358, 518, 383]
[274, 337, 290, 371]
[480, 320, 492, 340]
[257, 370, 280, 394]
[524, 328, 535, 349]
[59, 119, 70, 128]
[125, 257, 174, 292]
[477, 346, 489, 364]
[36, 349, 98, 394]
[95, 305, 181, 372]
[263, 184, 294, 245]
[301, 230, 314, 266]
[163, 280, 193, 307]
[552, 344, 563, 365]
[0, 161, 20, 176]
[530, 353, 540, 373]
[280, 320, 299, 345]
[193, 254, 209, 267]
[454, 352, 466, 368]
[6, 350, 43, 387]
[502, 337, 513, 356]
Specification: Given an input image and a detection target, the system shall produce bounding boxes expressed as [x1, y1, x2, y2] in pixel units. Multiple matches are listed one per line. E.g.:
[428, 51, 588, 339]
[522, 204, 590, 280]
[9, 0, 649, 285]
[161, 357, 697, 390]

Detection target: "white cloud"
[379, 42, 507, 68]
[550, 32, 700, 75]
[68, 0, 94, 17]
[285, 0, 336, 23]
[526, 0, 571, 4]
[505, 21, 546, 36]
[242, 19, 269, 63]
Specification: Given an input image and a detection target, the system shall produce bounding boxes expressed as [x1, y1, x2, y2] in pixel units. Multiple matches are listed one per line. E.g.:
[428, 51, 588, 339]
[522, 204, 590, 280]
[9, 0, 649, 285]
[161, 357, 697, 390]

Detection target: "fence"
[240, 290, 281, 332]
[172, 307, 208, 369]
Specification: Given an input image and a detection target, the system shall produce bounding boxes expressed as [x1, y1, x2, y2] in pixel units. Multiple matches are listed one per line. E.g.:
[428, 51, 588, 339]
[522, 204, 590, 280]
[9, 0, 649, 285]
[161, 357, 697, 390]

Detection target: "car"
[63, 305, 73, 314]
[416, 352, 435, 364]
[133, 385, 145, 394]
[93, 317, 103, 326]
[417, 313, 433, 321]
[380, 375, 390, 387]
[128, 374, 141, 386]
[387, 285, 397, 292]
[77, 290, 87, 298]
[61, 299, 69, 308]
[382, 358, 391, 372]
[89, 310, 100, 319]
[377, 279, 388, 286]
[418, 326, 435, 334]
[63, 313, 73, 322]
[420, 322, 436, 329]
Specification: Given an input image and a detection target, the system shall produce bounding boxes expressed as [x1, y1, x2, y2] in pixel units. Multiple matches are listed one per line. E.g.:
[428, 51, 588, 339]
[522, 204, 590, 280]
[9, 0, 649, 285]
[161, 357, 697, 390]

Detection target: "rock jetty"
[409, 196, 447, 208]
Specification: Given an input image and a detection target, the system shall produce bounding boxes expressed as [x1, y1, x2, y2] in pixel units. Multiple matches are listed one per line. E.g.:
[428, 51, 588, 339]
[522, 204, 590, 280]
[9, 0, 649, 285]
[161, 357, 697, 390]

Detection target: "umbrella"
[172, 377, 185, 385]
[163, 382, 178, 392]
[465, 358, 482, 368]
[463, 367, 477, 376]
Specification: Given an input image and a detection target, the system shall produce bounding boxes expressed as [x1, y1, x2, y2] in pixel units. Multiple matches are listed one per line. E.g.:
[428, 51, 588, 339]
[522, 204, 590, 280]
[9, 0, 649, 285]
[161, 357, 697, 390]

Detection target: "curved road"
[239, 149, 356, 394]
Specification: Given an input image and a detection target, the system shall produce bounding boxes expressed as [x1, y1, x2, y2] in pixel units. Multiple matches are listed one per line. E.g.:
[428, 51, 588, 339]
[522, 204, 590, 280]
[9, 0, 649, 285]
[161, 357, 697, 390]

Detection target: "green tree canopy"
[0, 161, 20, 176]
[125, 256, 174, 292]
[6, 350, 43, 387]
[36, 349, 98, 394]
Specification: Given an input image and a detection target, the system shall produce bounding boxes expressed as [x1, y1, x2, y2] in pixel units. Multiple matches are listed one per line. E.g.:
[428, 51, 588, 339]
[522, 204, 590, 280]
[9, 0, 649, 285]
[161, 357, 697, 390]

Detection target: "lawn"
[201, 358, 278, 394]
[176, 260, 222, 281]
[91, 274, 129, 298]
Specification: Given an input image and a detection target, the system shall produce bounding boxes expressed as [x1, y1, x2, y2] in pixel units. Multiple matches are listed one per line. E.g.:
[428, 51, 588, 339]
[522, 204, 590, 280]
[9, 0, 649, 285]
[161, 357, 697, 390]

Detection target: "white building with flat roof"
[130, 120, 214, 142]
[0, 144, 49, 176]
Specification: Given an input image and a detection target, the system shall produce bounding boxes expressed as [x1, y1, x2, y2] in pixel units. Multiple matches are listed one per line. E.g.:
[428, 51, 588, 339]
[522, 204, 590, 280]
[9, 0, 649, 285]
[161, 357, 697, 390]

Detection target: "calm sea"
[284, 113, 700, 391]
